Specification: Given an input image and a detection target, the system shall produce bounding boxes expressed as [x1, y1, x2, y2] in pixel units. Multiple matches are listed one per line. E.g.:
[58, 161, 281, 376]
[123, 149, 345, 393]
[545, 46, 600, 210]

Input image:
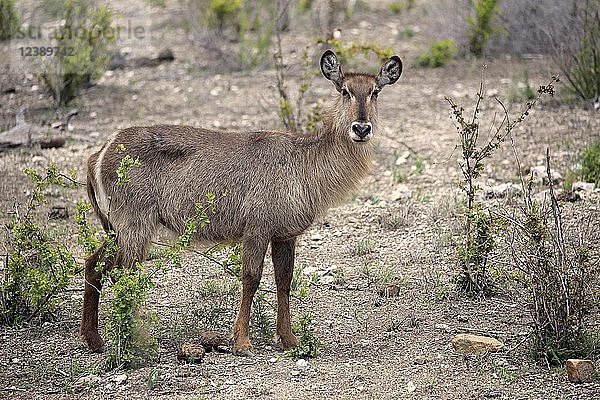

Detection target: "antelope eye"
[341, 88, 351, 98]
[371, 90, 380, 99]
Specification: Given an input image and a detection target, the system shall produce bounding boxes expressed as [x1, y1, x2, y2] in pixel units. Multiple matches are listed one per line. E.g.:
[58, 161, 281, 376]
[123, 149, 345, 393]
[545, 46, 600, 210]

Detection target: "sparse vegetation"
[0, 0, 20, 40]
[104, 265, 157, 370]
[446, 75, 558, 294]
[418, 39, 457, 67]
[551, 3, 600, 102]
[0, 166, 78, 325]
[40, 0, 115, 106]
[581, 140, 600, 187]
[506, 150, 600, 365]
[286, 313, 322, 360]
[467, 0, 501, 57]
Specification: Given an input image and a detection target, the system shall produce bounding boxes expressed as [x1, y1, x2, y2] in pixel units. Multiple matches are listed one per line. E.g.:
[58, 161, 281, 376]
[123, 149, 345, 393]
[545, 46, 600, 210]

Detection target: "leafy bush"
[206, 0, 242, 33]
[388, 1, 404, 14]
[556, 5, 600, 101]
[467, 0, 501, 57]
[104, 265, 158, 370]
[0, 165, 78, 325]
[40, 0, 115, 106]
[286, 313, 322, 359]
[582, 140, 600, 187]
[317, 38, 394, 64]
[0, 0, 20, 40]
[418, 39, 457, 67]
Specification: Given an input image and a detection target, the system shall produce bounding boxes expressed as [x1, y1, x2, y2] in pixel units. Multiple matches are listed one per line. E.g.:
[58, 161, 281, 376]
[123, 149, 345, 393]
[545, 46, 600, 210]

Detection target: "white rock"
[486, 88, 499, 97]
[483, 183, 522, 199]
[31, 85, 39, 92]
[113, 374, 127, 384]
[572, 181, 595, 191]
[32, 156, 46, 164]
[268, 357, 277, 363]
[290, 370, 300, 376]
[406, 381, 416, 393]
[530, 165, 562, 184]
[296, 359, 308, 368]
[212, 120, 221, 128]
[90, 111, 97, 119]
[395, 150, 410, 165]
[434, 323, 451, 333]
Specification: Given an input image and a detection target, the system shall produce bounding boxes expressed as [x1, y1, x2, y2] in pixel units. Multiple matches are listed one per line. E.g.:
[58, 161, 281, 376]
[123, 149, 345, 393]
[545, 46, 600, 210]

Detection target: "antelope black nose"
[351, 122, 372, 139]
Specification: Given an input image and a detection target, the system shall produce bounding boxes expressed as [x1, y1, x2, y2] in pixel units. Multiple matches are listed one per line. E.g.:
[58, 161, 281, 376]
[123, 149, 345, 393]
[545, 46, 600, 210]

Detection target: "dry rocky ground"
[0, 1, 599, 399]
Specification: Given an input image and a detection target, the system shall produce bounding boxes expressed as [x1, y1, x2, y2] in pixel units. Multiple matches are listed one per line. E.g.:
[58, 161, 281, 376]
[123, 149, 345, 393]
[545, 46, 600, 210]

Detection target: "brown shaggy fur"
[80, 50, 402, 355]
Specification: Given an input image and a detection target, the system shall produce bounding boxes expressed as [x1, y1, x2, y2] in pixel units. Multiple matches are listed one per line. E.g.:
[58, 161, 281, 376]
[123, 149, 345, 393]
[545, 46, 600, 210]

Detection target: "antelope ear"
[320, 50, 344, 91]
[376, 55, 402, 88]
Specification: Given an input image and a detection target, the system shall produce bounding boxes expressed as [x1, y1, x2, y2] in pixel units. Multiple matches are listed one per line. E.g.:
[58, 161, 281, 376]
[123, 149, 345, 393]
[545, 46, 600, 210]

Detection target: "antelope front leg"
[232, 236, 268, 356]
[272, 238, 298, 350]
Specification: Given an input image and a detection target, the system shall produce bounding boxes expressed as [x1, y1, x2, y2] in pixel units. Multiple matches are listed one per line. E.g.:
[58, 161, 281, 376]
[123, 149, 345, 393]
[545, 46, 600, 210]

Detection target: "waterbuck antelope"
[81, 50, 402, 355]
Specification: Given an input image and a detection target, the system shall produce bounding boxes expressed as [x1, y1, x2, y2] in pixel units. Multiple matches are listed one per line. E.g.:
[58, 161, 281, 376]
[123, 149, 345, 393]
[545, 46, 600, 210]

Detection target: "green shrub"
[560, 7, 600, 101]
[388, 1, 404, 14]
[0, 0, 20, 40]
[40, 0, 115, 106]
[286, 313, 322, 359]
[582, 140, 600, 187]
[104, 265, 158, 370]
[206, 0, 242, 32]
[0, 165, 78, 325]
[317, 38, 394, 64]
[418, 39, 457, 67]
[467, 0, 501, 57]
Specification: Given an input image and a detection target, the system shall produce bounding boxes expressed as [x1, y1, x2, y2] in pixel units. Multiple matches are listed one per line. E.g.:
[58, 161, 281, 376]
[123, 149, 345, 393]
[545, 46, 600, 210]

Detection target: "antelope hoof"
[81, 331, 105, 353]
[231, 338, 254, 357]
[276, 333, 298, 351]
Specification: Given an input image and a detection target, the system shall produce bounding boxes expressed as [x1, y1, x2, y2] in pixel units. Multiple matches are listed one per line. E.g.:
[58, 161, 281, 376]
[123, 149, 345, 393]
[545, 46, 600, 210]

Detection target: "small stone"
[290, 370, 300, 377]
[113, 374, 127, 384]
[90, 111, 98, 119]
[486, 88, 499, 97]
[296, 359, 308, 368]
[212, 120, 221, 128]
[31, 156, 46, 164]
[452, 333, 504, 354]
[529, 165, 562, 185]
[31, 85, 39, 92]
[48, 206, 69, 220]
[90, 131, 100, 138]
[413, 356, 427, 365]
[572, 181, 595, 192]
[483, 183, 522, 199]
[11, 357, 19, 364]
[177, 342, 206, 363]
[377, 284, 401, 298]
[452, 314, 467, 323]
[406, 381, 416, 393]
[268, 357, 277, 363]
[210, 87, 222, 96]
[200, 331, 229, 353]
[395, 150, 410, 165]
[434, 323, 451, 333]
[566, 359, 595, 383]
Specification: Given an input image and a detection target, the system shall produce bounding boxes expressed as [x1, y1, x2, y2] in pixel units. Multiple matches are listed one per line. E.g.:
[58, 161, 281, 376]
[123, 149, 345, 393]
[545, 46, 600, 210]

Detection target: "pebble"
[296, 359, 308, 368]
[290, 370, 300, 376]
[269, 357, 277, 363]
[406, 381, 416, 393]
[113, 374, 127, 384]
